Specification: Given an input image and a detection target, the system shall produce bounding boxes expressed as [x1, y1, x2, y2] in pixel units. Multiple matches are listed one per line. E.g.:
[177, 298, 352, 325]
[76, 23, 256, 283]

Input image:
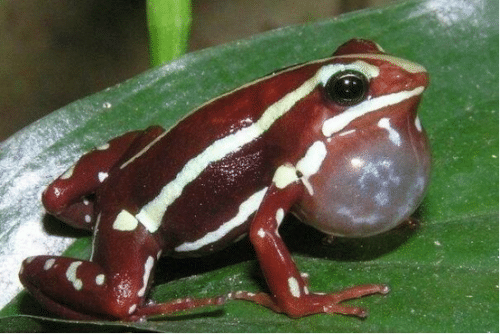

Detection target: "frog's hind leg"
[42, 126, 165, 231]
[20, 210, 224, 321]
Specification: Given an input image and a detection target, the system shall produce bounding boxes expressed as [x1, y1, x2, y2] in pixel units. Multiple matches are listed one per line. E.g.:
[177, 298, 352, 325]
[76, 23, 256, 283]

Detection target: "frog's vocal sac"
[19, 39, 431, 321]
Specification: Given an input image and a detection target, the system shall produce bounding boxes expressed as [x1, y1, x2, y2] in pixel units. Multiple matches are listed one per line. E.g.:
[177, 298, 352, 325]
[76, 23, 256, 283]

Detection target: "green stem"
[146, 0, 192, 67]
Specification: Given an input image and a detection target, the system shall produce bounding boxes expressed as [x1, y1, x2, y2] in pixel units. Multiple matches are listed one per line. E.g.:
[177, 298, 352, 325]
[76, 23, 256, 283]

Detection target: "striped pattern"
[122, 54, 426, 251]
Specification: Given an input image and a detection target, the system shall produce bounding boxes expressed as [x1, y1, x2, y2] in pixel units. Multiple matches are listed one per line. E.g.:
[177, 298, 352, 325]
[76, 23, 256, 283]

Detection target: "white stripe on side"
[175, 187, 268, 252]
[322, 86, 425, 137]
[136, 71, 324, 232]
[130, 55, 424, 233]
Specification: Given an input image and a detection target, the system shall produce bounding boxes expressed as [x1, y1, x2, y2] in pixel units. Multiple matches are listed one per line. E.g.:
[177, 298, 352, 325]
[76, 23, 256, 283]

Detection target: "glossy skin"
[19, 39, 431, 321]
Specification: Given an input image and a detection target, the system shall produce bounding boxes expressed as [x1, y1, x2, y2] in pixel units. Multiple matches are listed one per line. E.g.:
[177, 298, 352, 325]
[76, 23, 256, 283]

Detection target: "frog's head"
[295, 39, 431, 237]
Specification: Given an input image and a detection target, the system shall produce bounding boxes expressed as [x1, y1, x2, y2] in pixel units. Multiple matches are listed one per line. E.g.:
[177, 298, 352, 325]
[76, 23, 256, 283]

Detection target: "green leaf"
[0, 0, 498, 331]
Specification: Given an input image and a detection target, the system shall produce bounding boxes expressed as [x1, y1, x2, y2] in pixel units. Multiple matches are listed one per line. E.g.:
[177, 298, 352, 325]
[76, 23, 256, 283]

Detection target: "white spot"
[44, 258, 56, 270]
[66, 261, 83, 291]
[137, 256, 154, 297]
[257, 228, 266, 238]
[112, 210, 139, 231]
[157, 250, 162, 260]
[95, 274, 105, 285]
[296, 141, 328, 195]
[98, 172, 108, 182]
[351, 158, 363, 168]
[415, 116, 422, 132]
[96, 143, 110, 150]
[322, 86, 425, 137]
[319, 61, 380, 88]
[275, 208, 285, 227]
[304, 286, 309, 295]
[128, 304, 137, 314]
[175, 188, 268, 252]
[60, 165, 75, 180]
[288, 277, 301, 298]
[103, 102, 112, 109]
[378, 117, 402, 146]
[83, 198, 90, 205]
[272, 164, 299, 189]
[85, 215, 92, 223]
[135, 73, 322, 232]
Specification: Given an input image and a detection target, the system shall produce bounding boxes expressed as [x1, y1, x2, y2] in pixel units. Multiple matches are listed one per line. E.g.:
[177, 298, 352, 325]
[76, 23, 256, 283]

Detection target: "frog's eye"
[324, 70, 368, 106]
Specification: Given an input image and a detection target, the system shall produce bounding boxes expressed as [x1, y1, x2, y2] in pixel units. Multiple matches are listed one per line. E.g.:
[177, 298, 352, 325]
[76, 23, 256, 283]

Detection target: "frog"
[19, 39, 431, 321]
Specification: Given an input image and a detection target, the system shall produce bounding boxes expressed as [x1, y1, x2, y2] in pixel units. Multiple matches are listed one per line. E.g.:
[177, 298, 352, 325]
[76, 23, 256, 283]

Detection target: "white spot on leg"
[85, 215, 92, 223]
[66, 261, 83, 291]
[44, 258, 56, 270]
[128, 304, 137, 314]
[112, 210, 139, 231]
[137, 256, 154, 297]
[288, 277, 301, 298]
[98, 172, 109, 182]
[257, 228, 266, 238]
[95, 274, 105, 285]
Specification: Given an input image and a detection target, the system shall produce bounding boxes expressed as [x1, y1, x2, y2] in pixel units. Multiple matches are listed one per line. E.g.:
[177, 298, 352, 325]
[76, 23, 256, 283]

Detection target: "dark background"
[0, 0, 393, 141]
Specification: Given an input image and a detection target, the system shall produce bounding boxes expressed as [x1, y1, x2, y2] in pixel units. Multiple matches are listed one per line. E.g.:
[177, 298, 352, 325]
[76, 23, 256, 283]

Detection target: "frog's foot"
[132, 296, 226, 320]
[229, 284, 389, 318]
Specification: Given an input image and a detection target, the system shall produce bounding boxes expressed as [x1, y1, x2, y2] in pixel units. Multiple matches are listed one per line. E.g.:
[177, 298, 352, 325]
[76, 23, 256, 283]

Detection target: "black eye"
[325, 71, 368, 106]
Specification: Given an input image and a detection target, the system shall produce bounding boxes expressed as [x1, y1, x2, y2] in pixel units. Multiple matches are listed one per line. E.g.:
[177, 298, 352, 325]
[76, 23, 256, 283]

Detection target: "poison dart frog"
[19, 39, 431, 321]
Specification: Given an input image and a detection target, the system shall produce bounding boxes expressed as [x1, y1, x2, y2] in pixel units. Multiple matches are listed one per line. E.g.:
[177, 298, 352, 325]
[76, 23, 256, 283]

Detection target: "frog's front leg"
[238, 174, 389, 318]
[42, 126, 164, 230]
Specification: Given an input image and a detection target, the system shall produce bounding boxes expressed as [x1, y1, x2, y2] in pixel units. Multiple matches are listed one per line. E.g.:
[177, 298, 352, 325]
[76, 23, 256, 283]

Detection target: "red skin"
[19, 39, 430, 320]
